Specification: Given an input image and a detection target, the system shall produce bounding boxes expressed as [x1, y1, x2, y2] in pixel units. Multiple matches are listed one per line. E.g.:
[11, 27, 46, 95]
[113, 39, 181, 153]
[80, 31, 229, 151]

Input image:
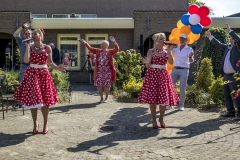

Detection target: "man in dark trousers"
[49, 43, 60, 65]
[205, 23, 240, 120]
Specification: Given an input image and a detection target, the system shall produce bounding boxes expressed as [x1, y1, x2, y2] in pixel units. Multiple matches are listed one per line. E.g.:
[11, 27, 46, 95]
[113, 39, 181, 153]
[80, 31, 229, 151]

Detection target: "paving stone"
[0, 83, 240, 159]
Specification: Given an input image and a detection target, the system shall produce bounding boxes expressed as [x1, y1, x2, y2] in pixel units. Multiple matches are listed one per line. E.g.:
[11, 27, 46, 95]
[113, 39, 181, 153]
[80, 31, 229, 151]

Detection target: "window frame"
[57, 34, 80, 71]
[31, 14, 47, 18]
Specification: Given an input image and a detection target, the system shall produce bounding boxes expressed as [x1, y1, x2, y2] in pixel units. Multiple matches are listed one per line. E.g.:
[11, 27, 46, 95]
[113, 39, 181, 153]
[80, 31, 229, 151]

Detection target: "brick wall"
[0, 0, 188, 18]
[0, 12, 31, 35]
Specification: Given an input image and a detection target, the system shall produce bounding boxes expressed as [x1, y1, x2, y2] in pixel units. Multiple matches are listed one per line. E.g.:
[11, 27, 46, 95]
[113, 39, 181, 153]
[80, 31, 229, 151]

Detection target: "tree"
[199, 27, 229, 77]
[189, 0, 214, 15]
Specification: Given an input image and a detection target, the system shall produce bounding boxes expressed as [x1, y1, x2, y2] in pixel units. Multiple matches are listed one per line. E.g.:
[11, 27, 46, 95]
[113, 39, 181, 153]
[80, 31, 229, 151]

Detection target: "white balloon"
[189, 14, 200, 25]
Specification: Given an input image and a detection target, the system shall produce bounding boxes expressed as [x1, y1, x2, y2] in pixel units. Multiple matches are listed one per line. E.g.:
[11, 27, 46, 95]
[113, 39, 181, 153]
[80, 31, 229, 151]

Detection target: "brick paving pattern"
[0, 83, 239, 160]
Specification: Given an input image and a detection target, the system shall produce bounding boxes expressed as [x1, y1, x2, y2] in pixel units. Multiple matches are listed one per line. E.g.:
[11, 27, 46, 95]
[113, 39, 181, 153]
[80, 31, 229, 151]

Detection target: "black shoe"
[13, 104, 22, 109]
[220, 112, 235, 117]
[233, 115, 240, 121]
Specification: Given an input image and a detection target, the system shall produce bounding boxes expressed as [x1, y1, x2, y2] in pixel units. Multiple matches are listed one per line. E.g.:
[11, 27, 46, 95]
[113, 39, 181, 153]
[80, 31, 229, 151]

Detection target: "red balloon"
[200, 16, 212, 26]
[198, 6, 210, 17]
[188, 4, 199, 14]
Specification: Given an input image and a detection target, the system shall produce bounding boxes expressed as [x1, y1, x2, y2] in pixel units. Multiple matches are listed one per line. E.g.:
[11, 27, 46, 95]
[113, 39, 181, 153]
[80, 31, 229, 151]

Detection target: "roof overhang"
[31, 18, 134, 29]
[205, 17, 240, 28]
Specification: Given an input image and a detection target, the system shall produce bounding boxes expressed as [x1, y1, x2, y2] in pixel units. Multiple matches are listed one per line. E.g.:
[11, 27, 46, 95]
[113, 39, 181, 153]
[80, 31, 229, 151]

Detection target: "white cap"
[49, 43, 54, 46]
[180, 34, 187, 39]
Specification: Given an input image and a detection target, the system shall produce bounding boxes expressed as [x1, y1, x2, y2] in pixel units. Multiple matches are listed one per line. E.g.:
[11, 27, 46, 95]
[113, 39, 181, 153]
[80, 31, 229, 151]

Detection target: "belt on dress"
[30, 64, 48, 68]
[174, 66, 189, 69]
[150, 64, 166, 69]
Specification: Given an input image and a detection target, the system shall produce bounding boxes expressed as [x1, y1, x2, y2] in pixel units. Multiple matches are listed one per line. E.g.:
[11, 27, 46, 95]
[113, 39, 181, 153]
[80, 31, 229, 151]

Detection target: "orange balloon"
[167, 53, 175, 74]
[188, 31, 200, 41]
[169, 34, 174, 41]
[180, 25, 191, 35]
[177, 20, 184, 29]
[170, 38, 180, 44]
[171, 28, 181, 38]
[188, 38, 195, 44]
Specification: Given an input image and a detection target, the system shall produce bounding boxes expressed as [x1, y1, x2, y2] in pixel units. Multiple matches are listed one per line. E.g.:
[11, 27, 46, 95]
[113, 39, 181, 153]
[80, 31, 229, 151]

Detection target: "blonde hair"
[152, 33, 166, 47]
[101, 40, 109, 46]
[33, 29, 44, 41]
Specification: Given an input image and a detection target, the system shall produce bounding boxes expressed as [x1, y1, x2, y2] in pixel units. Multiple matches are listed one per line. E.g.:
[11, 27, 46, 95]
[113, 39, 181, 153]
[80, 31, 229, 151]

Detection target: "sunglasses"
[159, 38, 166, 40]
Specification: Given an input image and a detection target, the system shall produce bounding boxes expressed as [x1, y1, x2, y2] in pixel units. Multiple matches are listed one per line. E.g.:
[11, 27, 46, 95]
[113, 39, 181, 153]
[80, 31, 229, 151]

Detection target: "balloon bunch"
[169, 4, 212, 45]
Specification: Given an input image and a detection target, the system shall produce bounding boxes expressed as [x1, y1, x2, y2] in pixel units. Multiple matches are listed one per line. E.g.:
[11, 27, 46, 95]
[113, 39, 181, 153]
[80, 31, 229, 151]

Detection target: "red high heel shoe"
[159, 118, 166, 129]
[33, 124, 39, 134]
[43, 130, 48, 134]
[43, 126, 48, 134]
[152, 121, 159, 129]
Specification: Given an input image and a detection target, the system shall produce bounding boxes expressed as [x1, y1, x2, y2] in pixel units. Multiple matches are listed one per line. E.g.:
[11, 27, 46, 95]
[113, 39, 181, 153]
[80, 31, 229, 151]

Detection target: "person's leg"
[159, 105, 166, 127]
[41, 106, 49, 133]
[178, 69, 189, 110]
[30, 108, 38, 131]
[150, 105, 157, 128]
[103, 86, 110, 102]
[171, 68, 179, 84]
[97, 86, 104, 102]
[14, 65, 26, 109]
[167, 68, 179, 110]
[222, 75, 235, 116]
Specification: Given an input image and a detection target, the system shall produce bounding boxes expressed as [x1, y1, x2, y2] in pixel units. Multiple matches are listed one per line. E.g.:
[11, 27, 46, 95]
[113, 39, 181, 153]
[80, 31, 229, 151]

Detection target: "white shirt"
[172, 45, 193, 68]
[209, 36, 235, 74]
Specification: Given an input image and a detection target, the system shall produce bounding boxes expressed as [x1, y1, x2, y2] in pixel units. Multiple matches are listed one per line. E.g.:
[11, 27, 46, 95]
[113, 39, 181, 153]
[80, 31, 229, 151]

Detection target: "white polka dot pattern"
[138, 49, 179, 105]
[13, 47, 58, 108]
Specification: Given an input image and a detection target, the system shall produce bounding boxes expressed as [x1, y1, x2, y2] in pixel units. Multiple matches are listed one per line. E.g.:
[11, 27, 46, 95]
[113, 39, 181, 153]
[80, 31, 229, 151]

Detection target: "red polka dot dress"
[13, 45, 58, 108]
[94, 52, 112, 87]
[138, 48, 179, 106]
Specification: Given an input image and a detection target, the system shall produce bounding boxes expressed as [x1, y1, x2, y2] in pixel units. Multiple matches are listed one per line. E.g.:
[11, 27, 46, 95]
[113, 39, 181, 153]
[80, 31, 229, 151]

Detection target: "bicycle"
[80, 55, 94, 84]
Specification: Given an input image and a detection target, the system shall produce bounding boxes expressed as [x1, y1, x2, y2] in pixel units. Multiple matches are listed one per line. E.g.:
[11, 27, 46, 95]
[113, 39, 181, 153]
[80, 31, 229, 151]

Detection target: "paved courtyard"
[0, 83, 239, 160]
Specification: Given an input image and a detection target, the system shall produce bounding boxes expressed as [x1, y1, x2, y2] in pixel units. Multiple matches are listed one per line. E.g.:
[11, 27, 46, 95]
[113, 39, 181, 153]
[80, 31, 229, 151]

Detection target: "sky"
[199, 0, 239, 17]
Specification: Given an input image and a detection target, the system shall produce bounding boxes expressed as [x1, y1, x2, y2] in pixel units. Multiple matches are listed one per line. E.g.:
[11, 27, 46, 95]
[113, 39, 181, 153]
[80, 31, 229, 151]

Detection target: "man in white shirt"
[205, 23, 240, 120]
[167, 34, 194, 111]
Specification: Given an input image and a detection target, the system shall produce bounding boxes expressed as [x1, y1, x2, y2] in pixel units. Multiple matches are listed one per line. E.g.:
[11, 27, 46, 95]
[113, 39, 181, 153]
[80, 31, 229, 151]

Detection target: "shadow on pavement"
[49, 102, 100, 113]
[0, 132, 33, 148]
[159, 117, 239, 147]
[67, 106, 179, 154]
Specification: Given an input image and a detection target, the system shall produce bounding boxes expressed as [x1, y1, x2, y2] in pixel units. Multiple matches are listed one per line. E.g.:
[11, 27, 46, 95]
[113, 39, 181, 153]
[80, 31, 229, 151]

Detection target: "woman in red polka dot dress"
[138, 33, 179, 129]
[13, 29, 68, 134]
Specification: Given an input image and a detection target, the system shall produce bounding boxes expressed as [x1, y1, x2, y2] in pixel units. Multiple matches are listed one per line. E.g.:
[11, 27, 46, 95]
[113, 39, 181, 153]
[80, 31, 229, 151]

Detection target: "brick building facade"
[0, 0, 198, 83]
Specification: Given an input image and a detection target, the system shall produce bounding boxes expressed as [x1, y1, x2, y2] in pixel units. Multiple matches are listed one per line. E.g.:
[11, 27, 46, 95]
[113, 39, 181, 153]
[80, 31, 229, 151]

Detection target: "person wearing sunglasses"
[13, 22, 32, 109]
[138, 32, 179, 129]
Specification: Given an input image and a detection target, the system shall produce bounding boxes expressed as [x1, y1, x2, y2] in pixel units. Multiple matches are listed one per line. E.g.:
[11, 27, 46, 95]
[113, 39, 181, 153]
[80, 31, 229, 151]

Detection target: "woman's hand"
[141, 57, 150, 64]
[109, 36, 116, 43]
[79, 38, 86, 44]
[58, 64, 69, 72]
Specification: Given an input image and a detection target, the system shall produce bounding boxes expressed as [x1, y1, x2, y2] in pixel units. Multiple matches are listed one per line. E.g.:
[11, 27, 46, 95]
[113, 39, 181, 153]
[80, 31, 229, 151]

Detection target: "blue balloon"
[181, 14, 191, 25]
[191, 24, 202, 34]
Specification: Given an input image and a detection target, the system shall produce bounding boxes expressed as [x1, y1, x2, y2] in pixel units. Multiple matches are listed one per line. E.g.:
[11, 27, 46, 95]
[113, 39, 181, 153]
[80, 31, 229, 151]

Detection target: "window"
[58, 34, 80, 70]
[31, 14, 47, 18]
[81, 14, 97, 18]
[85, 34, 108, 68]
[53, 14, 69, 18]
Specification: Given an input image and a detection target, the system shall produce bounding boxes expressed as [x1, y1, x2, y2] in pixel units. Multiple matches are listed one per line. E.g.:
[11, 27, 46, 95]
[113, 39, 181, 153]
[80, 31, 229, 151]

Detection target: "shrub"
[0, 69, 70, 103]
[114, 49, 144, 86]
[195, 57, 214, 92]
[122, 75, 142, 98]
[209, 76, 225, 105]
[199, 27, 229, 77]
[186, 84, 210, 105]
